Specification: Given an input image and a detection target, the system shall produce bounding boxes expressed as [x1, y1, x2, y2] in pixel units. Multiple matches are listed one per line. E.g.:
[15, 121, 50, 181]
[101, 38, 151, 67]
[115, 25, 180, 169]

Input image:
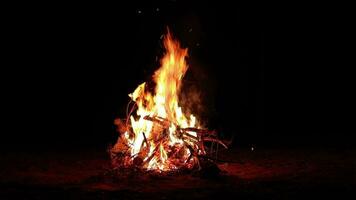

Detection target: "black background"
[2, 1, 354, 151]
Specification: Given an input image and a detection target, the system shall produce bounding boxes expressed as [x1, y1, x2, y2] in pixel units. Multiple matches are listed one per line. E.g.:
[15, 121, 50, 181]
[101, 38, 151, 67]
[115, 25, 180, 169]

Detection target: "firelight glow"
[111, 30, 203, 172]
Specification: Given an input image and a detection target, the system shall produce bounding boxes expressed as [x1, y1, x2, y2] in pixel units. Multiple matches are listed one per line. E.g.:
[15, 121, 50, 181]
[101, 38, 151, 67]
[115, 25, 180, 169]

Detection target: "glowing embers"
[110, 30, 227, 172]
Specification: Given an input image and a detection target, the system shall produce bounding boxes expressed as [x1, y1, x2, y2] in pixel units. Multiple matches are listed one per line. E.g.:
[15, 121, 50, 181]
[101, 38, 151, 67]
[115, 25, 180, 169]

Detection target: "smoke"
[179, 61, 216, 128]
[179, 82, 203, 118]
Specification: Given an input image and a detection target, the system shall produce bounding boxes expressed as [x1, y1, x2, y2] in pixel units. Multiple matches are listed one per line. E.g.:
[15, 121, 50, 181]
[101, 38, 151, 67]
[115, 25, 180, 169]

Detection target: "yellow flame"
[118, 30, 200, 171]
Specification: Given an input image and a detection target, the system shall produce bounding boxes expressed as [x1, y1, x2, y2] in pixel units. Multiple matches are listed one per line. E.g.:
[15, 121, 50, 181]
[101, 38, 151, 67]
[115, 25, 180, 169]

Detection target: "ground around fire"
[0, 148, 355, 199]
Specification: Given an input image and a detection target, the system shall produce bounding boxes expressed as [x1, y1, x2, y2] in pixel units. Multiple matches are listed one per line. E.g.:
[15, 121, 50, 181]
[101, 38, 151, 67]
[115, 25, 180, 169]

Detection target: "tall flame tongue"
[112, 30, 202, 172]
[153, 31, 189, 125]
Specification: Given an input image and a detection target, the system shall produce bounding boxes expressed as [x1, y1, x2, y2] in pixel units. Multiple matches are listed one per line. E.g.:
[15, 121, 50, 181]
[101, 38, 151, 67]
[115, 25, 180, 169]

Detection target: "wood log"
[142, 143, 161, 166]
[203, 138, 228, 149]
[184, 143, 195, 163]
[182, 132, 198, 140]
[143, 116, 170, 128]
[180, 127, 217, 136]
[142, 132, 149, 147]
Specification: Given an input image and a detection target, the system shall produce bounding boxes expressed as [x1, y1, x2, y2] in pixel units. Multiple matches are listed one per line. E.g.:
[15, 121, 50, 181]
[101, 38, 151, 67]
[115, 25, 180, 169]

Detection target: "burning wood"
[110, 29, 227, 172]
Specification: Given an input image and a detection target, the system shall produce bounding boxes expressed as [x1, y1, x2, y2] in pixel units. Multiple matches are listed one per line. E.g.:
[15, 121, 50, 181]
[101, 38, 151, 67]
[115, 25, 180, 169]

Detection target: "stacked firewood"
[110, 104, 228, 171]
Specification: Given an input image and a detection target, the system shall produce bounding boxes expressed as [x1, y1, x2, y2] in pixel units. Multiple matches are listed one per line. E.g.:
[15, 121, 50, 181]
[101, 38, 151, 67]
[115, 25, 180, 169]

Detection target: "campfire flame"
[111, 29, 226, 172]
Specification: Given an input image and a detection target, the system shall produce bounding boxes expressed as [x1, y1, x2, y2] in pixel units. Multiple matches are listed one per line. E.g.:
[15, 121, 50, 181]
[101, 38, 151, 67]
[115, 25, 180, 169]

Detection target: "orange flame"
[112, 30, 202, 172]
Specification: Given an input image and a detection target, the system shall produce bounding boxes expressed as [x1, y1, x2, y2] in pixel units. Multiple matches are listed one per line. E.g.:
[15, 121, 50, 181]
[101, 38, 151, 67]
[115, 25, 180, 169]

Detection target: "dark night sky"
[2, 2, 354, 151]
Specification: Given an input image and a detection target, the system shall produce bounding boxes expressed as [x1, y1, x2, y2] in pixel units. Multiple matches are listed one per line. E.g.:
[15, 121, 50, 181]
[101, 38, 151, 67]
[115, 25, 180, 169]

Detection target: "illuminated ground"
[0, 148, 354, 199]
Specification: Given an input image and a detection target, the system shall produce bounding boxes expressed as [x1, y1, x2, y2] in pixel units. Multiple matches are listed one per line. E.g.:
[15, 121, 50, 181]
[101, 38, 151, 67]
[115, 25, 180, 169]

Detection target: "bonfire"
[110, 29, 227, 172]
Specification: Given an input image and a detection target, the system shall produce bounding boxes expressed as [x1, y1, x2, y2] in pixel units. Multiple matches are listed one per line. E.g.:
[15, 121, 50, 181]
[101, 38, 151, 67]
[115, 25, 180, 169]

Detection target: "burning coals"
[110, 29, 228, 172]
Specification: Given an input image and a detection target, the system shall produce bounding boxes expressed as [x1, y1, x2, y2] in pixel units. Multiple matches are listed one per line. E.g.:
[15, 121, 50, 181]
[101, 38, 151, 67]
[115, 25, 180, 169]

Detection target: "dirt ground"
[0, 147, 355, 199]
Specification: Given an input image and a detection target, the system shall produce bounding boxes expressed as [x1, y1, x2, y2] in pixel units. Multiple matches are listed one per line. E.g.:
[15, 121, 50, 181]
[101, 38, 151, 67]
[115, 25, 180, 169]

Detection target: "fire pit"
[110, 29, 228, 173]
